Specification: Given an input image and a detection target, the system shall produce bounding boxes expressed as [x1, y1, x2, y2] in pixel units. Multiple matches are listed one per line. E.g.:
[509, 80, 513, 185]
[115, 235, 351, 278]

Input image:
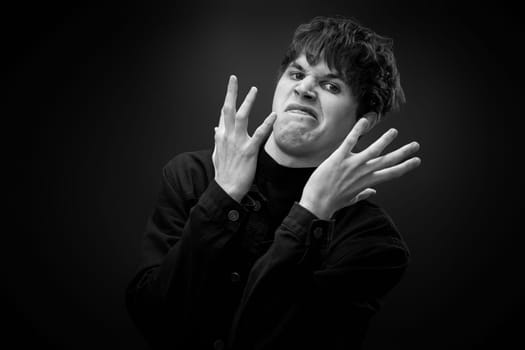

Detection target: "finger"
[356, 128, 398, 164]
[221, 75, 238, 132]
[349, 188, 377, 205]
[218, 113, 224, 129]
[366, 141, 420, 172]
[251, 112, 277, 146]
[340, 118, 370, 155]
[235, 86, 258, 133]
[368, 157, 421, 186]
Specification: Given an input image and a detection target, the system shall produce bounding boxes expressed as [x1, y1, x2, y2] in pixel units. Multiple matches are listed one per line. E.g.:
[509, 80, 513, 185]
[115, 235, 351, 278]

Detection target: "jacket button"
[313, 227, 324, 239]
[213, 339, 225, 350]
[230, 272, 241, 283]
[227, 209, 239, 222]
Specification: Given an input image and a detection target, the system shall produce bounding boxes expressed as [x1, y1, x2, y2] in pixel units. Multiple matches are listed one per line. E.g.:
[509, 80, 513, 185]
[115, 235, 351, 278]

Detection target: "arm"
[228, 201, 409, 349]
[126, 75, 275, 348]
[311, 217, 410, 349]
[125, 159, 249, 348]
[229, 119, 419, 349]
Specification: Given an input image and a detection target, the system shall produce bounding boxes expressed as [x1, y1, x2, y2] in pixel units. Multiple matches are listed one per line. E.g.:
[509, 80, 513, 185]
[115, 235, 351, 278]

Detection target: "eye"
[322, 82, 341, 94]
[288, 71, 304, 80]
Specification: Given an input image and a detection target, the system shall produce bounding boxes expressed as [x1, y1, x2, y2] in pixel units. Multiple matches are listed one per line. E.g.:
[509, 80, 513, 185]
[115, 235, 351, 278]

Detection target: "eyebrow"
[289, 61, 344, 81]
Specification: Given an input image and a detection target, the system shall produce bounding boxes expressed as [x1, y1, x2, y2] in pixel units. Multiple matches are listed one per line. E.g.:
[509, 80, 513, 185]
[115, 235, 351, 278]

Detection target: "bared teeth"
[288, 109, 315, 118]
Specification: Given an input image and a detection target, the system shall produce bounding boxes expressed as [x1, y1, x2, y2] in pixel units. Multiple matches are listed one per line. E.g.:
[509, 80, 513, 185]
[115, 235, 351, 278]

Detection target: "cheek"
[323, 92, 356, 119]
[272, 81, 291, 110]
[322, 96, 350, 116]
[321, 100, 355, 133]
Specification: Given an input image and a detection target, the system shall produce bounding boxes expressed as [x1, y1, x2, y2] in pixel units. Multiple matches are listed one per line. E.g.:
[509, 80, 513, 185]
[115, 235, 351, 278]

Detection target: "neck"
[263, 133, 323, 168]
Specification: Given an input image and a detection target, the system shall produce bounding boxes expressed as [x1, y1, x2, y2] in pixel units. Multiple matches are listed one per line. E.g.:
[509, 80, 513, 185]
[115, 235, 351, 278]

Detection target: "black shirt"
[126, 148, 410, 350]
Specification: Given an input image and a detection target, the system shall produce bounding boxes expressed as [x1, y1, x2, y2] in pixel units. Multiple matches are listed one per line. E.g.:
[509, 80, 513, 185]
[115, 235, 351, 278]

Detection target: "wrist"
[298, 197, 333, 220]
[214, 178, 245, 203]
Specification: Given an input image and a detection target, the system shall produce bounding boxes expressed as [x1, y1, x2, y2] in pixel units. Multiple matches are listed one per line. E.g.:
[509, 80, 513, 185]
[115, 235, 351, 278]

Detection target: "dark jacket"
[126, 148, 410, 350]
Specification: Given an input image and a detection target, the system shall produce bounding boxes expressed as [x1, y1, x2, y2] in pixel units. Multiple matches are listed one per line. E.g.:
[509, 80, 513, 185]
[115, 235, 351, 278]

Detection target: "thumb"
[251, 112, 277, 146]
[349, 188, 376, 205]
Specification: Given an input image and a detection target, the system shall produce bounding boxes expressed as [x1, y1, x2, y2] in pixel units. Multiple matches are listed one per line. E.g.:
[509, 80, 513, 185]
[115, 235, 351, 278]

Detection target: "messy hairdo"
[278, 16, 405, 119]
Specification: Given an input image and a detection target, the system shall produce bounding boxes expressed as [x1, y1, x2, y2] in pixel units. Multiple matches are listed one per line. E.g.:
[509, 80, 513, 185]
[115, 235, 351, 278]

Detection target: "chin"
[273, 128, 317, 157]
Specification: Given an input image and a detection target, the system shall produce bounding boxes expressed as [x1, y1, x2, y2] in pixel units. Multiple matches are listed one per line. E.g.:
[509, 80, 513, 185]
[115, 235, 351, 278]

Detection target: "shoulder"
[162, 149, 214, 197]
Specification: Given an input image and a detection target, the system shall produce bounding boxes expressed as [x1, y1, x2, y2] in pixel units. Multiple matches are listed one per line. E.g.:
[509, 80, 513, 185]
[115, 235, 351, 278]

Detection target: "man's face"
[270, 53, 359, 164]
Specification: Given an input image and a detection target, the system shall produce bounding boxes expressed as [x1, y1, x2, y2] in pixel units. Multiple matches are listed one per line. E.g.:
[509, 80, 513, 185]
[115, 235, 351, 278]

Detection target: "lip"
[285, 103, 318, 119]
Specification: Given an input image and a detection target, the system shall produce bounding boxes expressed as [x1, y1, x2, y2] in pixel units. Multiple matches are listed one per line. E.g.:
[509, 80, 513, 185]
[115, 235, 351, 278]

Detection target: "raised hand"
[299, 118, 421, 219]
[212, 75, 276, 202]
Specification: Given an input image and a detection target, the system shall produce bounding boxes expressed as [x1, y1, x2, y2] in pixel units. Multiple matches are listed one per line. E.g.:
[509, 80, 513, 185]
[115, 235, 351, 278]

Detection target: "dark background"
[8, 1, 518, 349]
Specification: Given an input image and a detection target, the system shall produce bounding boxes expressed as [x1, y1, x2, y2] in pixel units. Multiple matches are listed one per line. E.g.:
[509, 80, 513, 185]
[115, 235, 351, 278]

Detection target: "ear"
[361, 112, 379, 133]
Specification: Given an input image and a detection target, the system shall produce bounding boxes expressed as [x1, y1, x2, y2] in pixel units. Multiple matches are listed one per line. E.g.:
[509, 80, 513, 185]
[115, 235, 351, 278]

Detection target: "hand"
[212, 75, 276, 202]
[299, 118, 421, 219]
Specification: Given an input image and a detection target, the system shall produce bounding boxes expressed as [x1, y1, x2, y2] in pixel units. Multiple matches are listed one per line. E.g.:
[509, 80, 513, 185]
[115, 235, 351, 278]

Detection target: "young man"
[126, 16, 421, 350]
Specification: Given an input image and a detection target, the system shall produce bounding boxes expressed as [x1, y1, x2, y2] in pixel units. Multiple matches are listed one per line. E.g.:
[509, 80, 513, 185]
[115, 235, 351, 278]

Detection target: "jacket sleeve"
[125, 155, 249, 348]
[228, 202, 410, 349]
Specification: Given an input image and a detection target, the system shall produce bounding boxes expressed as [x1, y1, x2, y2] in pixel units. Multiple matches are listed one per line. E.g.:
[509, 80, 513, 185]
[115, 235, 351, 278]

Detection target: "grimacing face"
[267, 53, 359, 165]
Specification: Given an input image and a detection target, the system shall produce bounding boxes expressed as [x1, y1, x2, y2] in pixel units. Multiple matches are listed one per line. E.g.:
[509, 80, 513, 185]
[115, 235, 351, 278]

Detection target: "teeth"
[288, 109, 314, 117]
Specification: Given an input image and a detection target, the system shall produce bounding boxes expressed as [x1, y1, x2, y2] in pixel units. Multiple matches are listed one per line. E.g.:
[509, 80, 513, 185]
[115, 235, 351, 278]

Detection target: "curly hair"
[278, 16, 405, 119]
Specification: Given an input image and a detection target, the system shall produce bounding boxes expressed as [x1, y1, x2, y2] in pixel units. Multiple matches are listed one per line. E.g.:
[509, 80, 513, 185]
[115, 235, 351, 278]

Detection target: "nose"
[294, 78, 316, 101]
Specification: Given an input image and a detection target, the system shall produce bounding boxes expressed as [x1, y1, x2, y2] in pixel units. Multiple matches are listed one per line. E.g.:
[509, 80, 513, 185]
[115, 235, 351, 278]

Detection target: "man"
[126, 16, 421, 350]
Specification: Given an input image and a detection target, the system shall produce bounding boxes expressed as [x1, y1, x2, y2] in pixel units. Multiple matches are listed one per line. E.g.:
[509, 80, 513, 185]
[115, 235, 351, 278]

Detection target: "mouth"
[285, 103, 318, 120]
